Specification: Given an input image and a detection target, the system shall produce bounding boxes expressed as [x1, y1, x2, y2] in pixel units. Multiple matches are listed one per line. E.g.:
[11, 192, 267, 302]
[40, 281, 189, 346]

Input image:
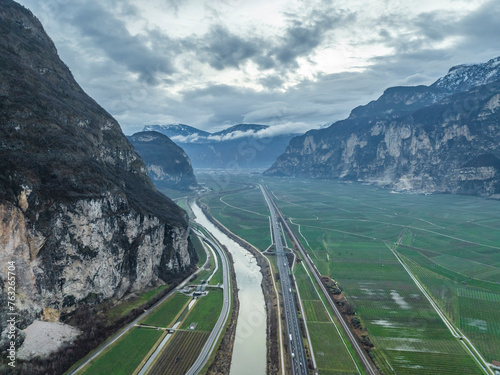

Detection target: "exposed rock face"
[0, 0, 195, 348]
[128, 131, 198, 191]
[266, 57, 500, 197]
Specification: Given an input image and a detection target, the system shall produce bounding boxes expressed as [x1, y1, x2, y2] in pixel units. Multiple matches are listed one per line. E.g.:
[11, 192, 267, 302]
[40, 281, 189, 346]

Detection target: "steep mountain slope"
[266, 57, 500, 197]
[128, 131, 198, 191]
[0, 0, 196, 349]
[145, 123, 299, 169]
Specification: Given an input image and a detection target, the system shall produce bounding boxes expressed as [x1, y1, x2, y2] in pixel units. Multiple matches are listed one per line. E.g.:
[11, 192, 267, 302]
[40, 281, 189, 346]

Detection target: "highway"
[260, 184, 379, 375]
[185, 227, 232, 375]
[260, 185, 308, 375]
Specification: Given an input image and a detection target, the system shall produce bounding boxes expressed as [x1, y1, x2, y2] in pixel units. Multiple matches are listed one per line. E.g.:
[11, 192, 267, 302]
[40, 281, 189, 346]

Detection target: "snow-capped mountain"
[141, 123, 301, 169]
[348, 56, 500, 121]
[432, 56, 500, 93]
[143, 124, 210, 143]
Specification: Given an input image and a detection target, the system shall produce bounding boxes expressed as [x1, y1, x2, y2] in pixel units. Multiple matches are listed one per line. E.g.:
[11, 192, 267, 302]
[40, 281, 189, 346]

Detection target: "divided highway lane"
[262, 184, 379, 375]
[260, 185, 308, 375]
[185, 228, 232, 375]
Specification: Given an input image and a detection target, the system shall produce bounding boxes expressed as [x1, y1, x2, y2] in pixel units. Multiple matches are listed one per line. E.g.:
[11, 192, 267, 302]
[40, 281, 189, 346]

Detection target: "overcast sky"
[17, 0, 500, 135]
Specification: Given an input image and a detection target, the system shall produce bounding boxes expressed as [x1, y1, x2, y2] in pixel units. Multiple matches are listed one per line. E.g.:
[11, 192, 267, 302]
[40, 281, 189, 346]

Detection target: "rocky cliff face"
[0, 0, 195, 347]
[128, 131, 198, 191]
[266, 57, 500, 197]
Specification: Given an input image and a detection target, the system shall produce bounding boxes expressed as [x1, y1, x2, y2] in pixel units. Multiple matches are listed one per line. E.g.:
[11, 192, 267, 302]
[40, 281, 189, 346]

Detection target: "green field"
[208, 246, 223, 285]
[198, 174, 500, 374]
[140, 292, 191, 328]
[81, 327, 162, 375]
[201, 184, 272, 250]
[180, 288, 223, 332]
[192, 242, 216, 283]
[191, 232, 207, 267]
[295, 263, 359, 374]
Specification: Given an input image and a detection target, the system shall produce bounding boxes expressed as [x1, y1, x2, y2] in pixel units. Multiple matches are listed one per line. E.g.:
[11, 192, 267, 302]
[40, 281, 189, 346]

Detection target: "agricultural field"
[81, 327, 163, 375]
[180, 288, 223, 332]
[294, 263, 359, 374]
[200, 182, 272, 250]
[146, 330, 210, 375]
[140, 292, 191, 328]
[264, 176, 500, 373]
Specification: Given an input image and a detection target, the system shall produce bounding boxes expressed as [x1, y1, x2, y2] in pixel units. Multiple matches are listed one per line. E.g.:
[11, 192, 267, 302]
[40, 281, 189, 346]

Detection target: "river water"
[190, 202, 267, 375]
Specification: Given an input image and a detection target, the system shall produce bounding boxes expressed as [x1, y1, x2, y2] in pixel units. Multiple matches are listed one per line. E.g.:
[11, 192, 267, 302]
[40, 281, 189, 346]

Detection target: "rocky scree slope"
[128, 131, 198, 191]
[0, 0, 196, 349]
[266, 57, 500, 197]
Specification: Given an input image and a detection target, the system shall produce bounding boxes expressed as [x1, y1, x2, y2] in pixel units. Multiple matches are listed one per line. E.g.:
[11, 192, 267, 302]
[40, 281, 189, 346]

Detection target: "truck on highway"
[289, 334, 292, 341]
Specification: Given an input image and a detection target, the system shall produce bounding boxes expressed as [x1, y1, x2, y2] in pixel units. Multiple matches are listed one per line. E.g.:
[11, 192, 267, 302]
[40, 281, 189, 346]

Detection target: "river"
[190, 202, 267, 375]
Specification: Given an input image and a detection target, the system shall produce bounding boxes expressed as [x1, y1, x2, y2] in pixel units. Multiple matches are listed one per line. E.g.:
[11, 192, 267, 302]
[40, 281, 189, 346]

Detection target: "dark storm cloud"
[196, 25, 261, 70]
[258, 75, 285, 90]
[180, 84, 261, 126]
[72, 3, 177, 84]
[455, 0, 500, 54]
[177, 70, 380, 130]
[191, 5, 355, 74]
[273, 9, 355, 67]
[34, 0, 178, 85]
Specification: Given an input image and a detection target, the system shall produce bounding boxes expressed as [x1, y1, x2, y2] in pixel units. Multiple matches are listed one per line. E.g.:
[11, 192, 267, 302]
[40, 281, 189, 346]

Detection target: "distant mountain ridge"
[143, 123, 300, 169]
[144, 124, 210, 142]
[266, 56, 500, 197]
[128, 131, 198, 191]
[144, 123, 272, 142]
